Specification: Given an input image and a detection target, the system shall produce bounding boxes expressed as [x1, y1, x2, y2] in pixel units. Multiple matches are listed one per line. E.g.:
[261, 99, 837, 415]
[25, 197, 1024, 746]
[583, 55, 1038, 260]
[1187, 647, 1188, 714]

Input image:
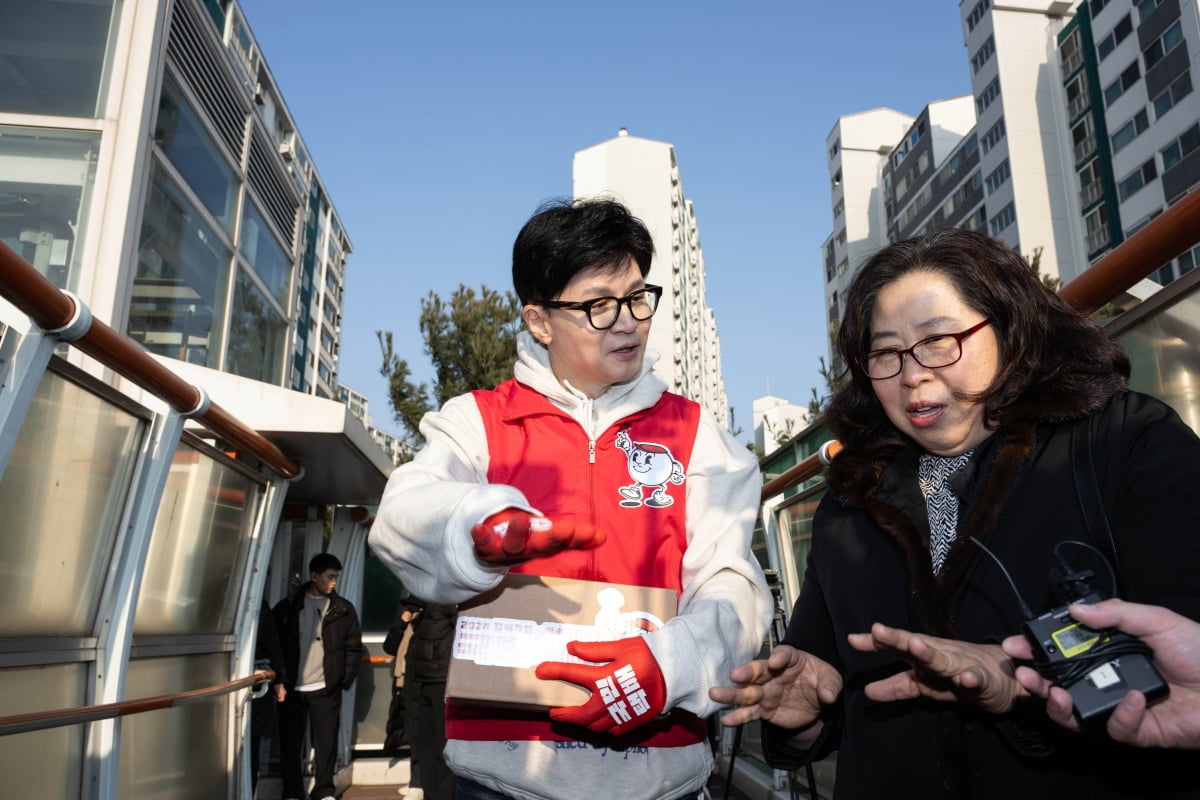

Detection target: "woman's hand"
[849, 622, 1025, 713]
[708, 644, 843, 733]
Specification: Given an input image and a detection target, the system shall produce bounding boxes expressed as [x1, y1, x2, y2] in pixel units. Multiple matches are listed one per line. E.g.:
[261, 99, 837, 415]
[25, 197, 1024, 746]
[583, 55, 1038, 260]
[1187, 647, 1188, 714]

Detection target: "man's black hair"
[512, 197, 653, 305]
[309, 552, 342, 575]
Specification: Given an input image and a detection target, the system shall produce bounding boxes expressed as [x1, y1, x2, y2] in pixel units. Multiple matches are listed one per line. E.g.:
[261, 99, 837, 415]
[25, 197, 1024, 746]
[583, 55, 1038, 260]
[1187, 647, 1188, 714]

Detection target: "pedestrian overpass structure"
[1, 190, 1198, 799]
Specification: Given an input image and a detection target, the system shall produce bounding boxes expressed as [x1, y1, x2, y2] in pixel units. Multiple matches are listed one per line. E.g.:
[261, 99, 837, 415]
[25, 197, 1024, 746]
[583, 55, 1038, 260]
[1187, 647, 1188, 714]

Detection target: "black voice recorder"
[1022, 590, 1168, 723]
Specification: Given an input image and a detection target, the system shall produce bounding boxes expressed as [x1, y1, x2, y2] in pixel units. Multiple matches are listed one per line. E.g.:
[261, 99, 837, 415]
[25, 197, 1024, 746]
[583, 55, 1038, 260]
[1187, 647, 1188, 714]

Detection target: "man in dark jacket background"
[402, 599, 457, 800]
[274, 552, 363, 800]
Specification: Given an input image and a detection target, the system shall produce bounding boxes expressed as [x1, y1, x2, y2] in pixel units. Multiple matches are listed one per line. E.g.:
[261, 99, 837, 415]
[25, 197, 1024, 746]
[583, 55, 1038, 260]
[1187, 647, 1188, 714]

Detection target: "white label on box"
[453, 587, 666, 668]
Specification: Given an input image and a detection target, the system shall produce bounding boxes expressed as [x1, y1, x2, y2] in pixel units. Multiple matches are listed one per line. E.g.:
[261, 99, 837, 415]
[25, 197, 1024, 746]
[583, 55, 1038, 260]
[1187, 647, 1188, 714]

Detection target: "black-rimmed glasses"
[857, 319, 991, 380]
[541, 284, 662, 330]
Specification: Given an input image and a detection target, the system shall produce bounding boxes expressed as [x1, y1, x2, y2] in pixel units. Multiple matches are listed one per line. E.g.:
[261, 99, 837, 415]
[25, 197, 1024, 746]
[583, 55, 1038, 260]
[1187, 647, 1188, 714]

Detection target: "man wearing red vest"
[369, 198, 771, 800]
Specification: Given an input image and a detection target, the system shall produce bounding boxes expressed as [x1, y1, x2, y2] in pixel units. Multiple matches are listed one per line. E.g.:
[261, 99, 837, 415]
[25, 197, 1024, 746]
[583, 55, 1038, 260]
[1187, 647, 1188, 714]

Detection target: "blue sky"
[242, 0, 973, 443]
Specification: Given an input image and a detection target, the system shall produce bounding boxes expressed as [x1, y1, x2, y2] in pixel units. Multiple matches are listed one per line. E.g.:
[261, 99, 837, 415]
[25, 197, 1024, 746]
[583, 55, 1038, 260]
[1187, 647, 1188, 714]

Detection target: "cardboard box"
[447, 573, 677, 709]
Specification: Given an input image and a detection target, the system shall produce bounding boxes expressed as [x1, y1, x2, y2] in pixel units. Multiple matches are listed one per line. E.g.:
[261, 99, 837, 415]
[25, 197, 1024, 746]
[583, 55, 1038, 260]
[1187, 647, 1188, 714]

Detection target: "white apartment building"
[1, 0, 350, 399]
[574, 129, 732, 426]
[823, 107, 917, 352]
[822, 0, 1200, 375]
[1060, 0, 1200, 283]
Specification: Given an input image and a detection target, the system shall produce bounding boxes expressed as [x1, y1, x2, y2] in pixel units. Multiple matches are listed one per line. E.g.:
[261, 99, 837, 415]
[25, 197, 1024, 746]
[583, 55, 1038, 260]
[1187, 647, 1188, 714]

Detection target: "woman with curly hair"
[712, 229, 1200, 799]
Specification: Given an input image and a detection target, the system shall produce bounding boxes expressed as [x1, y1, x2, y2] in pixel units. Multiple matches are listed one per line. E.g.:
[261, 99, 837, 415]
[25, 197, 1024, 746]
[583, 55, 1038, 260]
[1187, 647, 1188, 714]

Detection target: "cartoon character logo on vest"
[615, 429, 684, 508]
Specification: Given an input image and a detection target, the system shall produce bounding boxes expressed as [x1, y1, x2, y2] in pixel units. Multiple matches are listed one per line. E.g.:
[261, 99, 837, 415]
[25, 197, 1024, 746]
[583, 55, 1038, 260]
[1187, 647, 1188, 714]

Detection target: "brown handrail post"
[0, 240, 301, 479]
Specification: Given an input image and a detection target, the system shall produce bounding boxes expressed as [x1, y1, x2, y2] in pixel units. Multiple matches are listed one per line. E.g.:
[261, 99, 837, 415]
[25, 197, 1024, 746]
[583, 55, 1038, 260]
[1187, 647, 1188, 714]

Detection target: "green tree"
[378, 284, 522, 452]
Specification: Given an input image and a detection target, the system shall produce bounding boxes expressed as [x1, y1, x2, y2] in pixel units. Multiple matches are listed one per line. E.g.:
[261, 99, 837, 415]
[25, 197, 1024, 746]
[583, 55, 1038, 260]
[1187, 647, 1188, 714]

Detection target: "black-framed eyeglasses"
[541, 284, 662, 330]
[857, 319, 991, 380]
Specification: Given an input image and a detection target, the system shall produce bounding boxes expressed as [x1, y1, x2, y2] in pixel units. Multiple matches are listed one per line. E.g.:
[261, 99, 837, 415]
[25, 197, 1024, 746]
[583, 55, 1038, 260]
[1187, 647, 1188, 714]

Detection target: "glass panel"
[361, 546, 406, 634]
[352, 643, 393, 749]
[1119, 289, 1200, 434]
[134, 444, 260, 635]
[226, 269, 287, 384]
[239, 200, 293, 307]
[119, 654, 229, 800]
[0, 370, 143, 635]
[155, 73, 238, 236]
[129, 164, 230, 369]
[0, 126, 100, 291]
[0, 0, 120, 117]
[0, 662, 87, 798]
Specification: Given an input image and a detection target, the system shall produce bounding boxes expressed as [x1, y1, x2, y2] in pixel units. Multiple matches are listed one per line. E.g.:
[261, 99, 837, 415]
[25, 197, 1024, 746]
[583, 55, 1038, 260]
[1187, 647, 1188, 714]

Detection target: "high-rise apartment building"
[2, 0, 350, 399]
[1059, 0, 1200, 282]
[822, 0, 1200, 370]
[574, 130, 731, 426]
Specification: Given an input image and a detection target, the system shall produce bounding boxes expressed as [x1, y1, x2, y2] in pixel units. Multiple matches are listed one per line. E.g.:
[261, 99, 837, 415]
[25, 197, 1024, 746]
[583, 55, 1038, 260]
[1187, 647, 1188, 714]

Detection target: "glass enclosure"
[134, 442, 262, 635]
[118, 654, 230, 800]
[0, 365, 145, 636]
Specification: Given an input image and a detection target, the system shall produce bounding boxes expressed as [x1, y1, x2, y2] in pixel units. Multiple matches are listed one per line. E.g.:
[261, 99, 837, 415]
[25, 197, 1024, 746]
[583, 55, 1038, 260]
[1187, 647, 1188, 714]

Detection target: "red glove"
[470, 509, 605, 564]
[535, 637, 667, 736]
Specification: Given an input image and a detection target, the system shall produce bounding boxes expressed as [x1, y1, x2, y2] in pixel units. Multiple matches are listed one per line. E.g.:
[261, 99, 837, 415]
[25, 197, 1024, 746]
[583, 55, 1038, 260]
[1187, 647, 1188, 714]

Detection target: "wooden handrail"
[0, 240, 301, 479]
[1060, 187, 1200, 315]
[761, 441, 842, 502]
[0, 670, 274, 737]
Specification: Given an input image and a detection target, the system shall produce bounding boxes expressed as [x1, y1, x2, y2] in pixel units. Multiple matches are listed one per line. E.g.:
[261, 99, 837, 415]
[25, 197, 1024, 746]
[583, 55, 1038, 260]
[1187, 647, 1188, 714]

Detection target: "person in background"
[368, 198, 771, 800]
[382, 597, 423, 758]
[711, 228, 1200, 799]
[400, 598, 457, 800]
[250, 597, 287, 793]
[274, 553, 364, 800]
[1002, 597, 1200, 750]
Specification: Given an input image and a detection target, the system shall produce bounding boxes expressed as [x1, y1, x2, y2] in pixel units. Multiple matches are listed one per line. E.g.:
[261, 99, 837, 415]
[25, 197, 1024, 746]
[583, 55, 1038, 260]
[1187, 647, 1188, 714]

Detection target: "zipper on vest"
[588, 439, 595, 464]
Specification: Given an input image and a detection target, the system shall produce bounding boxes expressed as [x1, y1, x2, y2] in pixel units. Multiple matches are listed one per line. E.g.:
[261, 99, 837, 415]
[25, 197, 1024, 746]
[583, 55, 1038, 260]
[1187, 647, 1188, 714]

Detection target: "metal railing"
[0, 671, 275, 737]
[0, 240, 301, 479]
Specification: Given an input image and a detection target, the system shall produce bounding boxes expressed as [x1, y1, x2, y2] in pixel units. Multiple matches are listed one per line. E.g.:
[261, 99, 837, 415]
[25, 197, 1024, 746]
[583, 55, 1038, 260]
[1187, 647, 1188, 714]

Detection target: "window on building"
[1135, 0, 1163, 23]
[973, 36, 996, 73]
[1111, 108, 1149, 153]
[833, 200, 844, 219]
[976, 78, 1001, 115]
[967, 0, 992, 32]
[1161, 123, 1200, 170]
[1061, 29, 1083, 74]
[239, 199, 293, 308]
[1066, 72, 1090, 117]
[226, 269, 287, 384]
[130, 163, 230, 369]
[1097, 14, 1133, 60]
[1072, 116, 1096, 161]
[155, 73, 238, 236]
[1152, 71, 1193, 119]
[1090, 0, 1111, 16]
[1117, 158, 1158, 201]
[1085, 205, 1110, 252]
[835, 228, 847, 247]
[829, 140, 840, 160]
[0, 0, 120, 117]
[832, 169, 842, 188]
[1104, 61, 1141, 106]
[0, 126, 99, 292]
[981, 119, 1006, 153]
[985, 159, 1011, 194]
[989, 203, 1016, 236]
[1143, 21, 1183, 71]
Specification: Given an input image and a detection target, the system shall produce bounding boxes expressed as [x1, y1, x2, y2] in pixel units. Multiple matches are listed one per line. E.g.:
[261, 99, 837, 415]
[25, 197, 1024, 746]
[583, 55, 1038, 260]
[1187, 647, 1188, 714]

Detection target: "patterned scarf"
[918, 450, 973, 574]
